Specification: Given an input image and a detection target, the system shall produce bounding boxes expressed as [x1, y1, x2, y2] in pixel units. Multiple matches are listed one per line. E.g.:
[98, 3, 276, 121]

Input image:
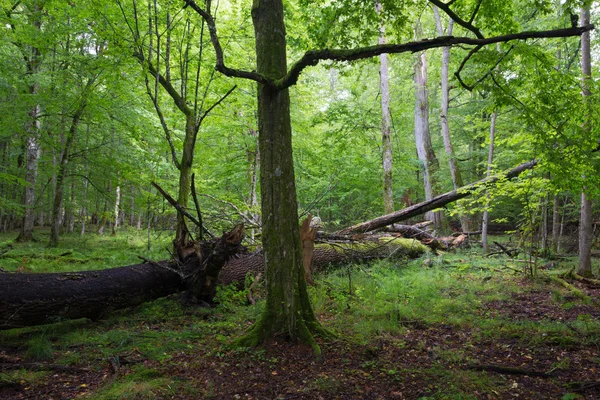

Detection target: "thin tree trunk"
[17, 102, 41, 242]
[433, 7, 468, 232]
[339, 160, 536, 235]
[49, 79, 93, 246]
[112, 182, 121, 235]
[541, 193, 549, 252]
[130, 184, 135, 227]
[16, 2, 43, 243]
[413, 21, 441, 229]
[98, 180, 110, 235]
[377, 2, 393, 214]
[578, 7, 593, 277]
[552, 194, 560, 252]
[482, 111, 496, 253]
[247, 128, 260, 243]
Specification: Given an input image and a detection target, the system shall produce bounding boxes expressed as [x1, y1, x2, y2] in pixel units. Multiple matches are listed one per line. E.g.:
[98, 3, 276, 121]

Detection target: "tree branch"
[428, 0, 484, 38]
[151, 181, 203, 229]
[183, 0, 592, 93]
[134, 54, 192, 116]
[455, 45, 514, 91]
[182, 0, 273, 86]
[198, 85, 237, 125]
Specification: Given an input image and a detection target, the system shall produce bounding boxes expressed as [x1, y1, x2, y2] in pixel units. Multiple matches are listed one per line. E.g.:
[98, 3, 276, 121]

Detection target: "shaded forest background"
[0, 0, 598, 262]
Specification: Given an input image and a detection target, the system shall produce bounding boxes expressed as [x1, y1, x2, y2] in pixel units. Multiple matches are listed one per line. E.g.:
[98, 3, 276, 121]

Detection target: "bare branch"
[429, 0, 484, 38]
[191, 173, 215, 239]
[456, 45, 514, 91]
[151, 181, 203, 229]
[468, 0, 483, 25]
[183, 0, 592, 93]
[454, 44, 483, 91]
[198, 85, 237, 124]
[183, 0, 272, 86]
[135, 54, 192, 116]
[278, 25, 593, 90]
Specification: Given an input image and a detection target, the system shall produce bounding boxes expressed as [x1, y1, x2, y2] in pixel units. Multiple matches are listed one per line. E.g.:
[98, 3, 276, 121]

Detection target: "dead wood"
[467, 364, 552, 377]
[568, 270, 600, 286]
[0, 225, 245, 330]
[566, 381, 600, 393]
[543, 275, 593, 303]
[452, 231, 481, 236]
[338, 161, 537, 234]
[301, 214, 318, 286]
[493, 241, 518, 257]
[0, 362, 90, 373]
[218, 237, 428, 287]
[151, 181, 202, 231]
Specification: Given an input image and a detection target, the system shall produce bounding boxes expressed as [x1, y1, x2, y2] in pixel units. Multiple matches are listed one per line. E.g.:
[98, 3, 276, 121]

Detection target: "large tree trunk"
[238, 0, 326, 353]
[578, 7, 593, 278]
[0, 234, 425, 330]
[0, 226, 245, 330]
[0, 262, 183, 330]
[339, 160, 537, 235]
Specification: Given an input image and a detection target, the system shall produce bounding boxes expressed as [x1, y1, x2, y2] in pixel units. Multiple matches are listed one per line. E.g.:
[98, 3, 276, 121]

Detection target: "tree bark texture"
[481, 111, 496, 253]
[413, 26, 441, 229]
[16, 2, 43, 243]
[0, 262, 184, 330]
[578, 7, 593, 278]
[0, 226, 246, 330]
[238, 0, 325, 351]
[552, 194, 560, 252]
[338, 160, 537, 235]
[377, 3, 394, 215]
[0, 236, 425, 330]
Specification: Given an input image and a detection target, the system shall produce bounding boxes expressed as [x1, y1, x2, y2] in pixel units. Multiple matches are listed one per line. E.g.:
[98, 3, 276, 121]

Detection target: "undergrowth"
[0, 229, 598, 399]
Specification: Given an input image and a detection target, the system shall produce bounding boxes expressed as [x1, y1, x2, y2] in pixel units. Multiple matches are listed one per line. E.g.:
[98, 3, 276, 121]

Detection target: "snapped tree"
[183, 0, 593, 353]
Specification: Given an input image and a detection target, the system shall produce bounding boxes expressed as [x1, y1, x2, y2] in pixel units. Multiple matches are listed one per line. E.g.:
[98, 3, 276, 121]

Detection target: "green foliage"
[25, 335, 54, 361]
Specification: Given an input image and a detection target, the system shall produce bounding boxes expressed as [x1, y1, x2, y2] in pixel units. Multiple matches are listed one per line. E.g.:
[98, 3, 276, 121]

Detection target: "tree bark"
[16, 2, 43, 243]
[413, 21, 441, 229]
[433, 7, 469, 232]
[0, 225, 245, 330]
[0, 233, 425, 330]
[481, 111, 496, 253]
[49, 77, 95, 246]
[0, 262, 183, 330]
[552, 194, 560, 252]
[578, 7, 593, 278]
[236, 0, 327, 353]
[377, 3, 394, 215]
[338, 161, 537, 235]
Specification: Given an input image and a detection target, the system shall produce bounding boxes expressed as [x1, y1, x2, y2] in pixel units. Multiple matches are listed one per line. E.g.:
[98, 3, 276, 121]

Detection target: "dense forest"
[0, 0, 599, 399]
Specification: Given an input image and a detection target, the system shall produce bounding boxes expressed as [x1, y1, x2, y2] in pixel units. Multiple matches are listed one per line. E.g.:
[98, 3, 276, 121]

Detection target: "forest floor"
[0, 229, 599, 399]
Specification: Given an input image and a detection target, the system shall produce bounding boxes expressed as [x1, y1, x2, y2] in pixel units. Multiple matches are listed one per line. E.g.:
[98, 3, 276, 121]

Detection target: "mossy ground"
[0, 228, 599, 399]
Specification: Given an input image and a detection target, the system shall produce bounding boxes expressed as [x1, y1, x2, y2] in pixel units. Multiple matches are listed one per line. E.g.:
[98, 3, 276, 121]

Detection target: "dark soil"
[1, 278, 599, 400]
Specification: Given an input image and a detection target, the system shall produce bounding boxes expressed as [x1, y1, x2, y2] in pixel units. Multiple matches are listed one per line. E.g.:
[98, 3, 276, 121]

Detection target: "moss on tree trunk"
[237, 0, 329, 354]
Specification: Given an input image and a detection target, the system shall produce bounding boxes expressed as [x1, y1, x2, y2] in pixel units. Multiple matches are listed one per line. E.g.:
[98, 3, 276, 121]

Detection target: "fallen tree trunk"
[218, 237, 428, 286]
[0, 261, 184, 330]
[0, 225, 246, 330]
[338, 161, 537, 235]
[0, 237, 426, 330]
